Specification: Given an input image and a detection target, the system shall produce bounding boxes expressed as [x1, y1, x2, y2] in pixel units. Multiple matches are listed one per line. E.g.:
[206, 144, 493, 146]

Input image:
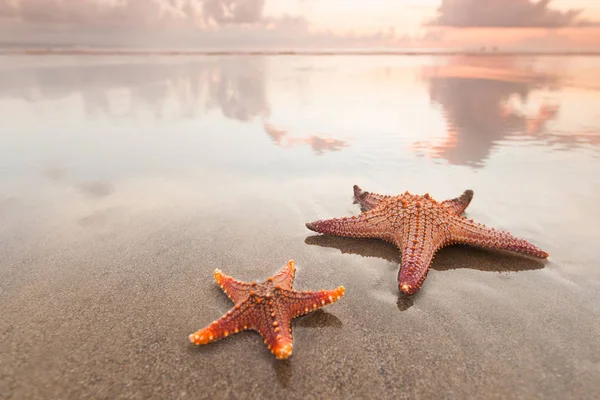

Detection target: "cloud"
[0, 0, 402, 49]
[0, 0, 17, 17]
[0, 0, 395, 48]
[0, 0, 269, 32]
[201, 0, 265, 25]
[429, 0, 598, 28]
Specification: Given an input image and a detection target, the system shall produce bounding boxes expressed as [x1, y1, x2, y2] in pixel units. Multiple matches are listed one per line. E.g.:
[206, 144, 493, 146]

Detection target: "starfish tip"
[213, 269, 223, 282]
[305, 222, 316, 231]
[274, 343, 293, 360]
[189, 332, 204, 345]
[399, 284, 417, 296]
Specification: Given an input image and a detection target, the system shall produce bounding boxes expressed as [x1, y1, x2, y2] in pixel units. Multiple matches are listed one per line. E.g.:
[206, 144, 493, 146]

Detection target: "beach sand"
[1, 54, 599, 399]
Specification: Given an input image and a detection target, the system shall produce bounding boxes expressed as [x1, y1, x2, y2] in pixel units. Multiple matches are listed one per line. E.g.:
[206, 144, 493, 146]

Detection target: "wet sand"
[1, 54, 600, 399]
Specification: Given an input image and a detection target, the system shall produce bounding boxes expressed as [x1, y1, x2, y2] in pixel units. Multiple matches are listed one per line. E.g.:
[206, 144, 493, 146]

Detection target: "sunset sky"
[0, 0, 599, 50]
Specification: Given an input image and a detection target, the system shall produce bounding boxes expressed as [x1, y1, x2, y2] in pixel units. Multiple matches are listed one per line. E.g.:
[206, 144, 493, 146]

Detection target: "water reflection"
[0, 57, 269, 122]
[2, 54, 599, 166]
[0, 56, 354, 155]
[416, 56, 599, 167]
[205, 58, 270, 122]
[263, 122, 348, 155]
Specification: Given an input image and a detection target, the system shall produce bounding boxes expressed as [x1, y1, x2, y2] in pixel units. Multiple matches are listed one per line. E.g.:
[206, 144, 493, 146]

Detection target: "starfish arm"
[283, 286, 346, 319]
[396, 224, 447, 295]
[441, 189, 474, 215]
[306, 211, 395, 242]
[253, 307, 295, 360]
[449, 217, 549, 259]
[253, 286, 345, 360]
[189, 300, 256, 345]
[214, 269, 254, 303]
[269, 260, 296, 291]
[353, 185, 392, 211]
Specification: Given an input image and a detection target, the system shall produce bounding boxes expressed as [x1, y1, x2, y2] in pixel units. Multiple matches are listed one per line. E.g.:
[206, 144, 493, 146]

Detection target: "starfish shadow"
[273, 358, 293, 387]
[304, 235, 546, 311]
[294, 309, 343, 329]
[272, 310, 342, 387]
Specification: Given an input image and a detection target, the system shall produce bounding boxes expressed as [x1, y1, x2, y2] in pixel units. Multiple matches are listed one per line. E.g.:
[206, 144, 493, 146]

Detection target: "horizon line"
[2, 48, 600, 57]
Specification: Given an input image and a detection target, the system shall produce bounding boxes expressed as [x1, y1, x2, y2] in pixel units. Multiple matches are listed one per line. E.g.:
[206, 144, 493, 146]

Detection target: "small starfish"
[189, 260, 345, 360]
[306, 185, 548, 295]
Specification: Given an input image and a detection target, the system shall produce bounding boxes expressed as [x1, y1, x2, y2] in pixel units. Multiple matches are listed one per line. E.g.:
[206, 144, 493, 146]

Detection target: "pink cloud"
[201, 0, 265, 25]
[0, 0, 405, 48]
[1, 0, 598, 49]
[0, 0, 280, 30]
[429, 0, 599, 28]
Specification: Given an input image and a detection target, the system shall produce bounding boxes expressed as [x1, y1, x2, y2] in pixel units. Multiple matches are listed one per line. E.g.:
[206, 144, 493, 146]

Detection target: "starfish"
[306, 185, 548, 296]
[189, 260, 345, 360]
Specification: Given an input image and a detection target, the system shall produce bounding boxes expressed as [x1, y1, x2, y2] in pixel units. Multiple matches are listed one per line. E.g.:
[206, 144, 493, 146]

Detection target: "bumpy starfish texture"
[189, 260, 345, 360]
[306, 185, 548, 295]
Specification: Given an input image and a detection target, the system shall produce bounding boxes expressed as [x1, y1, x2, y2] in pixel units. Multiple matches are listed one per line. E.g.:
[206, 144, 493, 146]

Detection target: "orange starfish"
[189, 260, 345, 360]
[306, 185, 549, 296]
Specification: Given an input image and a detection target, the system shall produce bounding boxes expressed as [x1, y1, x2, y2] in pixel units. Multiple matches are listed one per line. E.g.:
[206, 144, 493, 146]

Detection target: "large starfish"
[306, 185, 548, 295]
[189, 260, 345, 360]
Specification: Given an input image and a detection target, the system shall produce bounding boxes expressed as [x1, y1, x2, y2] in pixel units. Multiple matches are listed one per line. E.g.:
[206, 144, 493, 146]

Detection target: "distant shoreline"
[1, 49, 600, 57]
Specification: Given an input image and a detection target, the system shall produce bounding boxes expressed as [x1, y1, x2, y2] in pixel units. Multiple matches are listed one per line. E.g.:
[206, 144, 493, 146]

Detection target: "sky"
[0, 0, 599, 50]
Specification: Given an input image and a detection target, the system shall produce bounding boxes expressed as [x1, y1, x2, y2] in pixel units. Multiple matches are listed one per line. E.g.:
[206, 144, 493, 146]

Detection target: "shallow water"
[1, 54, 599, 399]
